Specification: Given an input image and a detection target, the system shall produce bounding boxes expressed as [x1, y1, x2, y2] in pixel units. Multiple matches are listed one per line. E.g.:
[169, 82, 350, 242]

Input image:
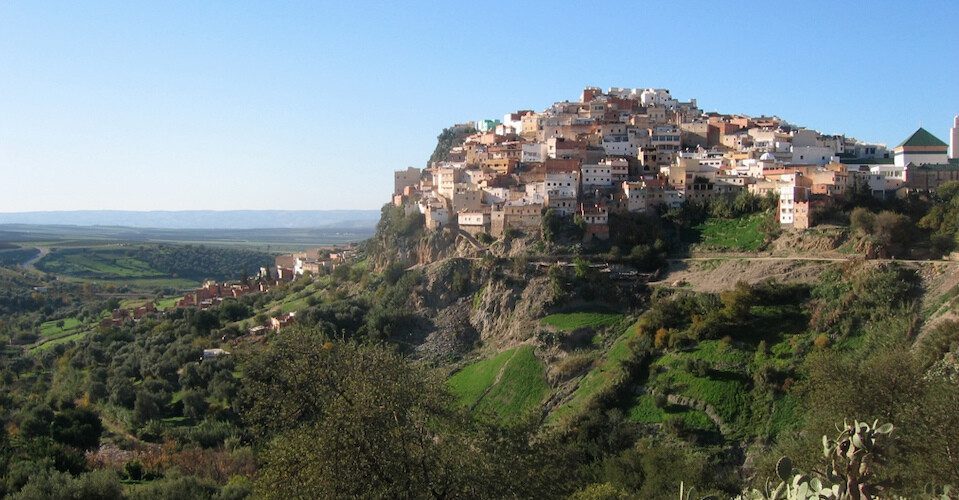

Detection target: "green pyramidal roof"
[896, 127, 948, 149]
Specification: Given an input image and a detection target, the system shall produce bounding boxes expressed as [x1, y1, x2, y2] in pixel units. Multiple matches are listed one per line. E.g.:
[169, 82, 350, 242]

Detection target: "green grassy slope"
[540, 312, 624, 331]
[449, 345, 548, 422]
[693, 213, 766, 251]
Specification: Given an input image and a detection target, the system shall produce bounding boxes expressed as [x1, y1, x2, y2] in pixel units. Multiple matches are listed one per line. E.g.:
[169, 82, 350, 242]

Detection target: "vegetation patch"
[37, 244, 271, 284]
[448, 346, 548, 422]
[472, 346, 548, 421]
[692, 213, 767, 251]
[549, 323, 639, 423]
[448, 348, 516, 407]
[39, 317, 83, 338]
[540, 312, 624, 332]
[0, 247, 40, 266]
[626, 394, 717, 432]
[649, 353, 751, 436]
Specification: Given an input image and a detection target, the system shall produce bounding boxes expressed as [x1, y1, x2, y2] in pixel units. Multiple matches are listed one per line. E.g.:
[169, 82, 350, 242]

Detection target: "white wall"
[951, 116, 959, 159]
[895, 151, 948, 167]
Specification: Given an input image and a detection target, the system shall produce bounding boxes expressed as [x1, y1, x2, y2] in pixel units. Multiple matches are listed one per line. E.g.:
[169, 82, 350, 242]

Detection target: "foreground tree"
[242, 327, 575, 499]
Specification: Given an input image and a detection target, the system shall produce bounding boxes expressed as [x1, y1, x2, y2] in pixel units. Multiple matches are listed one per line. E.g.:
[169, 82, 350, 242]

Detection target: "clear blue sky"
[2, 0, 957, 211]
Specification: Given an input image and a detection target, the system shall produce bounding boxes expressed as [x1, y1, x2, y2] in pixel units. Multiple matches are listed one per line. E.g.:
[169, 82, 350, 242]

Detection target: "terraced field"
[30, 317, 95, 352]
[692, 213, 767, 251]
[449, 345, 548, 422]
[540, 312, 625, 331]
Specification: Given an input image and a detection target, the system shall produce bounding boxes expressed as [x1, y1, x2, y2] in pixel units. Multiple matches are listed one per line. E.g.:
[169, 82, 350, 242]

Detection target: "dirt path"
[19, 246, 49, 271]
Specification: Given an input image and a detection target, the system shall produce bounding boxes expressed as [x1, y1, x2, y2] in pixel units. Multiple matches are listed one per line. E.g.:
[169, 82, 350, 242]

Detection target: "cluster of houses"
[99, 302, 157, 328]
[170, 245, 357, 311]
[393, 87, 959, 235]
[271, 245, 355, 280]
[175, 281, 256, 309]
[162, 245, 356, 335]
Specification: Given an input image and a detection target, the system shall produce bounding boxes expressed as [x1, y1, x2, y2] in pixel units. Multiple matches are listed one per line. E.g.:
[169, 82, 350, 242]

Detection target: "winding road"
[19, 246, 49, 271]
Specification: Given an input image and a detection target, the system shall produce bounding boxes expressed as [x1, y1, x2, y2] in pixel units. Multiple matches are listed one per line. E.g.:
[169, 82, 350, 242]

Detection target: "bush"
[124, 460, 145, 481]
[554, 352, 596, 381]
[813, 334, 829, 349]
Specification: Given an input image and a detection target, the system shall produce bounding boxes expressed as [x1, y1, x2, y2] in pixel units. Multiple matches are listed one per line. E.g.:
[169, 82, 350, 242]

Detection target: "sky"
[1, 0, 958, 212]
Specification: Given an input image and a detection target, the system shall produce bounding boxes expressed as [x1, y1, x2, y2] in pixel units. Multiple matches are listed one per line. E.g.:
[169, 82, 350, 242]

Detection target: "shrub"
[554, 352, 596, 381]
[813, 334, 830, 349]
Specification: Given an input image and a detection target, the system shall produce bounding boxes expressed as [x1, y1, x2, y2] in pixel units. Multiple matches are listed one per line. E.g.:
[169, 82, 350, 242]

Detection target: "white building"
[778, 175, 800, 225]
[640, 88, 677, 108]
[894, 127, 950, 167]
[869, 164, 906, 182]
[601, 134, 639, 156]
[622, 181, 648, 213]
[458, 211, 491, 234]
[545, 171, 579, 197]
[581, 163, 612, 188]
[524, 183, 546, 204]
[424, 203, 450, 231]
[482, 187, 511, 204]
[790, 145, 835, 165]
[545, 188, 578, 215]
[664, 189, 684, 210]
[951, 115, 959, 159]
[739, 152, 781, 178]
[433, 165, 461, 199]
[522, 142, 548, 162]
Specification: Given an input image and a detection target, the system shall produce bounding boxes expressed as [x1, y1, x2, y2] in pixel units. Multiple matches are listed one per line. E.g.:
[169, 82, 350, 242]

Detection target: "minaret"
[951, 115, 959, 159]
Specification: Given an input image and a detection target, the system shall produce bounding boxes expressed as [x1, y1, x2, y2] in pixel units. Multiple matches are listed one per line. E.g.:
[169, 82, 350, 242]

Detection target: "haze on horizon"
[2, 0, 957, 212]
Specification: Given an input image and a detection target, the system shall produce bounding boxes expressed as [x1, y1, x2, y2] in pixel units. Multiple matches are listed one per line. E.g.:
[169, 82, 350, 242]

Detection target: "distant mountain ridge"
[0, 210, 381, 229]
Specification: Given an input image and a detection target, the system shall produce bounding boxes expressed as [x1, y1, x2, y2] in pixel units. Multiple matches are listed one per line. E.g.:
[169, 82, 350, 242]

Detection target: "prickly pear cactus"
[735, 420, 894, 500]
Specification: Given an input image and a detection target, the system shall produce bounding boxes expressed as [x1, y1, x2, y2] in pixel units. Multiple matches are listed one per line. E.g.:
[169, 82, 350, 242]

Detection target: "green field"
[449, 349, 514, 406]
[38, 249, 164, 279]
[449, 345, 548, 422]
[30, 317, 93, 352]
[626, 394, 717, 431]
[540, 312, 624, 331]
[693, 213, 766, 251]
[156, 297, 179, 310]
[35, 247, 200, 290]
[31, 331, 88, 352]
[647, 348, 753, 436]
[39, 317, 83, 338]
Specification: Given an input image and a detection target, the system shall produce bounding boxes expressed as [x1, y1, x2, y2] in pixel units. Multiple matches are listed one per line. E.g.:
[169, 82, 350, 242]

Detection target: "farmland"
[33, 244, 273, 290]
[691, 213, 767, 251]
[449, 345, 548, 422]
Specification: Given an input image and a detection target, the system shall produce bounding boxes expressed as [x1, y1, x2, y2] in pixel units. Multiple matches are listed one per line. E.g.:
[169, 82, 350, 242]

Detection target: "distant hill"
[0, 210, 380, 229]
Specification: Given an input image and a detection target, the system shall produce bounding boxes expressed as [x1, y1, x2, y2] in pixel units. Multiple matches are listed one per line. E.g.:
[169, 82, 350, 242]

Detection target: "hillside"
[3, 199, 959, 497]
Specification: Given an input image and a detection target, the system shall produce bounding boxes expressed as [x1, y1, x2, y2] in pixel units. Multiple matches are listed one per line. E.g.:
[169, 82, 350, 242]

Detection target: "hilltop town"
[393, 87, 959, 239]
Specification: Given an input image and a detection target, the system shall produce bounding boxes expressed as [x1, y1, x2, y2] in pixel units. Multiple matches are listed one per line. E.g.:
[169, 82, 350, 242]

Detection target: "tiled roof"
[896, 127, 948, 148]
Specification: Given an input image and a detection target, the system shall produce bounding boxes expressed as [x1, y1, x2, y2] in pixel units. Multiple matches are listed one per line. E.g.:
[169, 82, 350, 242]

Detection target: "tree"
[19, 405, 54, 439]
[9, 469, 122, 500]
[133, 390, 163, 425]
[872, 211, 912, 258]
[108, 377, 136, 408]
[780, 347, 959, 492]
[181, 390, 210, 421]
[50, 408, 103, 450]
[243, 328, 576, 499]
[218, 300, 252, 323]
[850, 207, 876, 235]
